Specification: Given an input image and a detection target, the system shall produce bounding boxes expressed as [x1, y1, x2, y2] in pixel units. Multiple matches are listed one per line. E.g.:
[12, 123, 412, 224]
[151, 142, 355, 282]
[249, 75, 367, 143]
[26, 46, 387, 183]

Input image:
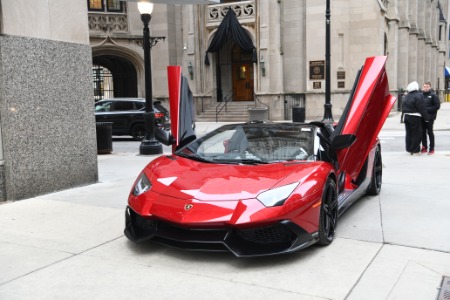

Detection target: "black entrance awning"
[205, 8, 256, 65]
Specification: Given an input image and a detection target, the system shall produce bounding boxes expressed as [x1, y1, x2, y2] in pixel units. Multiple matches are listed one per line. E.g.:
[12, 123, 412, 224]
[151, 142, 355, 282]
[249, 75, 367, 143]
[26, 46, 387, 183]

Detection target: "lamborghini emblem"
[184, 204, 193, 211]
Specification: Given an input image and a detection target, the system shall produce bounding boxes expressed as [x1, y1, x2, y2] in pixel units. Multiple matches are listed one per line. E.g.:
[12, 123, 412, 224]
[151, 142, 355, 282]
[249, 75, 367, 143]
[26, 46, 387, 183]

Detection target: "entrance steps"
[196, 101, 256, 122]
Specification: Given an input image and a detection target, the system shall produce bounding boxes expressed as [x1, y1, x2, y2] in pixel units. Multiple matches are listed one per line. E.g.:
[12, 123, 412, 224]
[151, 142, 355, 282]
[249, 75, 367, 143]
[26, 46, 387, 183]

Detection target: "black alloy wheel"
[131, 124, 145, 141]
[318, 178, 338, 246]
[367, 146, 382, 195]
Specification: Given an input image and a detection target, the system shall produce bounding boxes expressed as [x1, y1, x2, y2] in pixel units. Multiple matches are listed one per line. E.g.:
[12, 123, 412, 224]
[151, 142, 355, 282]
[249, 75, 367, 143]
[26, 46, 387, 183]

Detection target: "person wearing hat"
[402, 81, 429, 155]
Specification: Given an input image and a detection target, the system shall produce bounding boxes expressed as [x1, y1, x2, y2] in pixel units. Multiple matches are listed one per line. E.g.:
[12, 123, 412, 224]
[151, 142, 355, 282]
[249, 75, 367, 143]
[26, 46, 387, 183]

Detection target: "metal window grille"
[107, 0, 124, 12]
[93, 65, 114, 101]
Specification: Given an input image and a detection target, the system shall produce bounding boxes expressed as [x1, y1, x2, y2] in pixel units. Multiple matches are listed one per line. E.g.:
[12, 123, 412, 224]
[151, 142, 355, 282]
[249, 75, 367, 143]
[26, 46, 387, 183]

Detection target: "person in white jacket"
[401, 81, 429, 155]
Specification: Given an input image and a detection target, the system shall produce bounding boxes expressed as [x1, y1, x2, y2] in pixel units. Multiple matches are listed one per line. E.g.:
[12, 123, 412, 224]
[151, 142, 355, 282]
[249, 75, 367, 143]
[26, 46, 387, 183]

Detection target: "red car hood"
[146, 156, 322, 201]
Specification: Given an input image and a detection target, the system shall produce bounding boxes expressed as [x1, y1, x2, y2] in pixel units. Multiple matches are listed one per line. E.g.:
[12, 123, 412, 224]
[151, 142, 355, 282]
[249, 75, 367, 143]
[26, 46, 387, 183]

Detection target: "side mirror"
[155, 128, 174, 146]
[331, 134, 356, 150]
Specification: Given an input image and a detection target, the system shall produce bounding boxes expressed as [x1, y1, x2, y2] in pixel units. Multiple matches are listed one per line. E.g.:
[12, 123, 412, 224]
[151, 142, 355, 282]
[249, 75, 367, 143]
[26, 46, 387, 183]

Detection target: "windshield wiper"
[212, 158, 269, 165]
[176, 152, 212, 163]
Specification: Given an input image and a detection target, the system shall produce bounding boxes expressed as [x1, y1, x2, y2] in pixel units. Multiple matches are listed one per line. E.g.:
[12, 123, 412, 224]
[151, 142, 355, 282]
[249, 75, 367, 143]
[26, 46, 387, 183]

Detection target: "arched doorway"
[206, 9, 256, 103]
[231, 45, 254, 101]
[92, 55, 138, 100]
[215, 39, 255, 102]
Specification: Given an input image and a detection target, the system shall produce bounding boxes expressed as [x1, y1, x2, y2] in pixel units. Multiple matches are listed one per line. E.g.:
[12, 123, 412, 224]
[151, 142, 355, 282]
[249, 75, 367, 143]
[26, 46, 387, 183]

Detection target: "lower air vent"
[237, 224, 296, 244]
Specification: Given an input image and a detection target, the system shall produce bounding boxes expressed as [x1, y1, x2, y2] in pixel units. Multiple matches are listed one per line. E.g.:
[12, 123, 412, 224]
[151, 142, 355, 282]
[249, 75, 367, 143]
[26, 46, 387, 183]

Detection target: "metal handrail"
[215, 90, 233, 122]
[254, 94, 269, 108]
[199, 88, 217, 113]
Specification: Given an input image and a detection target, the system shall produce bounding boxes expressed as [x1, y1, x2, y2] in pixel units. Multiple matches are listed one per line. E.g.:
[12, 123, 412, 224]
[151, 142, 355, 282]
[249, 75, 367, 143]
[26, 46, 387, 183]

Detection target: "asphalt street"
[0, 103, 449, 300]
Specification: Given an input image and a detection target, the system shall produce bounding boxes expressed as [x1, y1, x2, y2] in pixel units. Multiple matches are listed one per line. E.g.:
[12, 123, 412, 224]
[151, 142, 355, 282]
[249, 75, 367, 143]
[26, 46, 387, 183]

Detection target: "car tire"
[317, 177, 338, 246]
[367, 145, 382, 195]
[131, 123, 145, 141]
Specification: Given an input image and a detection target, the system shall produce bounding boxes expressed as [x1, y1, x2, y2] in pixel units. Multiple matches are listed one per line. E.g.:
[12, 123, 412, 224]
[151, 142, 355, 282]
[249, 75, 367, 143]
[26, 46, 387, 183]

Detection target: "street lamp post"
[138, 1, 163, 155]
[322, 0, 333, 123]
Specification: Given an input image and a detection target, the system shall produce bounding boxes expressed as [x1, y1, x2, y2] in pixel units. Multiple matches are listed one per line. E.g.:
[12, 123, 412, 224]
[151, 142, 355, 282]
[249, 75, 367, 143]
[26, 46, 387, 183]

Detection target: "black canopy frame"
[205, 8, 256, 65]
[205, 9, 257, 101]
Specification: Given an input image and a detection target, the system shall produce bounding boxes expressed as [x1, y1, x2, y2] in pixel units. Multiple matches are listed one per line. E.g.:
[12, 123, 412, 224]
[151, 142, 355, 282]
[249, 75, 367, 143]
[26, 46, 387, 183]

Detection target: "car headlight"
[132, 173, 152, 196]
[257, 182, 299, 207]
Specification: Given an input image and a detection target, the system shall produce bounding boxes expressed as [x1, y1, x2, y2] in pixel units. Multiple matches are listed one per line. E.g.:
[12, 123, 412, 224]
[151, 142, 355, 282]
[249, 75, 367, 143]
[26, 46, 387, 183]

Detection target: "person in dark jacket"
[402, 81, 429, 155]
[420, 81, 440, 155]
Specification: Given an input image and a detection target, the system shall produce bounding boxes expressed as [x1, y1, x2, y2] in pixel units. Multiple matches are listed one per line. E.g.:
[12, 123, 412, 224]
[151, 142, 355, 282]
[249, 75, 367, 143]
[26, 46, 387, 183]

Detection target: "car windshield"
[175, 123, 317, 164]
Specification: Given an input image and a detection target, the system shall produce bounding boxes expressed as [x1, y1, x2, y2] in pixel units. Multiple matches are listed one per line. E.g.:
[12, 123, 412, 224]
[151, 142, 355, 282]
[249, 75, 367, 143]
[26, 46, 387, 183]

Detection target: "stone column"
[266, 0, 283, 93]
[408, 0, 419, 83]
[397, 0, 410, 91]
[281, 0, 306, 92]
[258, 0, 270, 94]
[386, 2, 399, 92]
[416, 0, 426, 85]
[0, 0, 97, 200]
[437, 17, 447, 94]
[430, 1, 438, 87]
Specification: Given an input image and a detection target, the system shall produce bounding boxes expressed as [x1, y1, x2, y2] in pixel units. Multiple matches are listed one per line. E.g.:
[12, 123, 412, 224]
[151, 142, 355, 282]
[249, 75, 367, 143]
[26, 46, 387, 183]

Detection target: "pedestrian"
[420, 81, 440, 155]
[402, 81, 429, 155]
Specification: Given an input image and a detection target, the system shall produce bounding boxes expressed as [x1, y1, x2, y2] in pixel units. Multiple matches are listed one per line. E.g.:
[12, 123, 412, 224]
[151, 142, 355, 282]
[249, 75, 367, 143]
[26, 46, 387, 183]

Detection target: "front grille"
[156, 221, 229, 242]
[126, 207, 314, 256]
[132, 215, 157, 240]
[152, 221, 230, 252]
[135, 216, 157, 232]
[236, 224, 296, 244]
[153, 237, 229, 252]
[125, 208, 158, 242]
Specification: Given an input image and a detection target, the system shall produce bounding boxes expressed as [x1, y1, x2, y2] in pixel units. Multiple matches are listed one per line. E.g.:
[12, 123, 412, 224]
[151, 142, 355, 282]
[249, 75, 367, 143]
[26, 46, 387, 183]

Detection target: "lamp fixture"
[260, 56, 266, 77]
[137, 1, 154, 15]
[137, 0, 162, 155]
[188, 62, 194, 80]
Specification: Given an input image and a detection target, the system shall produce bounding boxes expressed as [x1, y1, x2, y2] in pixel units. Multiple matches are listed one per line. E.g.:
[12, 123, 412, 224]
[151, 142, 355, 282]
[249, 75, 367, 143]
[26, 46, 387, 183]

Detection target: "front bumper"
[124, 206, 318, 257]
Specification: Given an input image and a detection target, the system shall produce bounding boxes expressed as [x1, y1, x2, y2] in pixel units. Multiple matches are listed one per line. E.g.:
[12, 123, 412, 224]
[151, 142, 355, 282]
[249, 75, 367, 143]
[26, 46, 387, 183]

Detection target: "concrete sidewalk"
[0, 103, 450, 300]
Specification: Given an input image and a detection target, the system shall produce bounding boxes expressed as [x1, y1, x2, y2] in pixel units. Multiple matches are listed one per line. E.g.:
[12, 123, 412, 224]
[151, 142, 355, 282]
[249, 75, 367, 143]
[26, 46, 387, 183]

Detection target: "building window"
[106, 0, 123, 12]
[88, 0, 104, 11]
[88, 0, 124, 13]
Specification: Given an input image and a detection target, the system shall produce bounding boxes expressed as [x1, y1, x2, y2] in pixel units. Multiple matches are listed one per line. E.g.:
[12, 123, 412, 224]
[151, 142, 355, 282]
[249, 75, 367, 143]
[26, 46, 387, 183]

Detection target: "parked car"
[95, 98, 170, 140]
[124, 56, 396, 257]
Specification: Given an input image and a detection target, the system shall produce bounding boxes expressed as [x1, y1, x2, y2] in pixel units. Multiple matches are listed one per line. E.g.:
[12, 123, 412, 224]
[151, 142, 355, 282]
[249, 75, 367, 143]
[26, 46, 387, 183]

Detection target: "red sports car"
[124, 56, 396, 257]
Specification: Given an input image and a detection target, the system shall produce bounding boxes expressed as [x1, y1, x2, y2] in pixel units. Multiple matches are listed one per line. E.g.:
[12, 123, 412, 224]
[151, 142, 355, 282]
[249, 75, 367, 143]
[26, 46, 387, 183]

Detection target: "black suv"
[95, 98, 170, 140]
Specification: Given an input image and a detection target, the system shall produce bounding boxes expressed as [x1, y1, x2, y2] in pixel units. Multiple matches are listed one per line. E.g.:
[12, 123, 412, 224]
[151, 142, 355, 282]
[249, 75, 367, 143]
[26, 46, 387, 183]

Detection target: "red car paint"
[124, 57, 396, 257]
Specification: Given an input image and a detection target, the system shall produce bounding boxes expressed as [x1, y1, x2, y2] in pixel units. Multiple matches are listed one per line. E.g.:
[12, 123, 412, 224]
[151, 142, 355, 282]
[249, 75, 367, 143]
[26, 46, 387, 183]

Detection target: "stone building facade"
[0, 0, 98, 200]
[0, 0, 445, 200]
[90, 0, 449, 122]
